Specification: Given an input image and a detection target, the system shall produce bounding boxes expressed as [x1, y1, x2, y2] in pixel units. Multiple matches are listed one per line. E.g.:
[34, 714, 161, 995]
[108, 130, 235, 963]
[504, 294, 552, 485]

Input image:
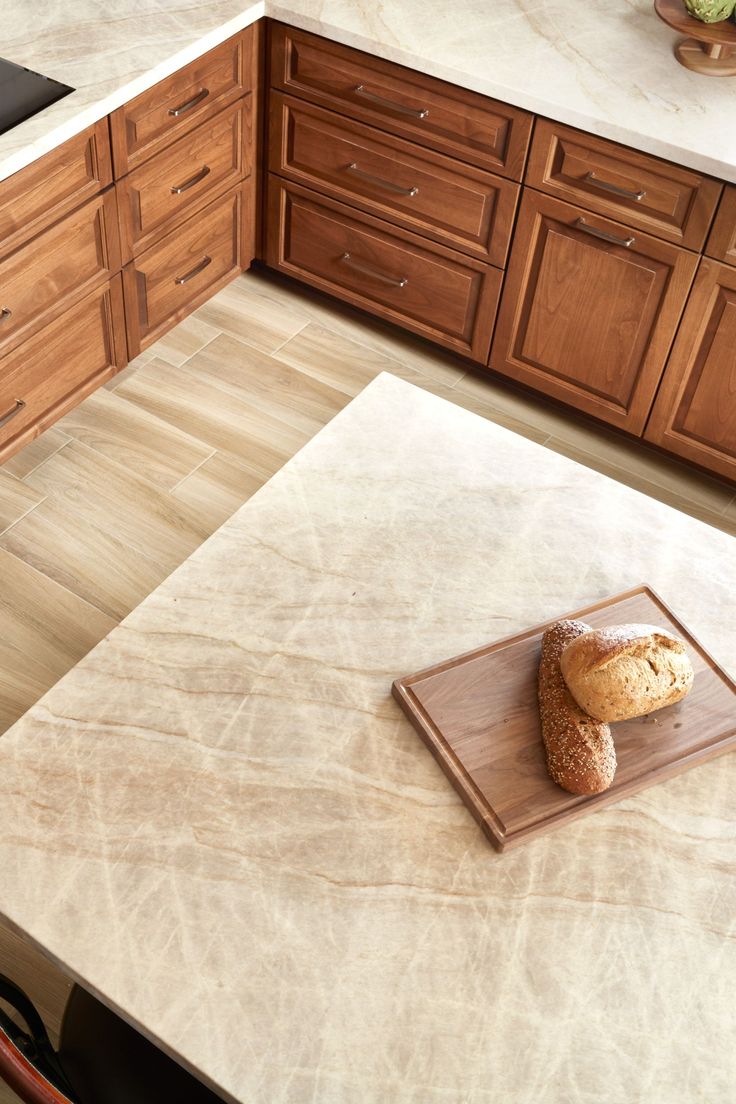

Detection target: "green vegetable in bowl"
[683, 0, 736, 22]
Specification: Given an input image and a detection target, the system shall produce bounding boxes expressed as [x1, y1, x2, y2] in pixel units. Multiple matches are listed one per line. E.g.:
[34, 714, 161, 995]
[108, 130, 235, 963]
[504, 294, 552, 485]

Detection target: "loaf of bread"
[538, 619, 617, 795]
[560, 623, 694, 723]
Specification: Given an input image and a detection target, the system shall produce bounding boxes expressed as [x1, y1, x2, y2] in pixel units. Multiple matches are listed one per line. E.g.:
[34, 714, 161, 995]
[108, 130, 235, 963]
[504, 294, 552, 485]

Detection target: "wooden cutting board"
[392, 585, 736, 851]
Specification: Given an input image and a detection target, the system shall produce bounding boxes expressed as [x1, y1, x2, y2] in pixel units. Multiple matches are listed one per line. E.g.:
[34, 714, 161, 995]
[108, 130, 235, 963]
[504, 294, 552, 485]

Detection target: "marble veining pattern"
[1, 0, 736, 185]
[0, 374, 734, 1102]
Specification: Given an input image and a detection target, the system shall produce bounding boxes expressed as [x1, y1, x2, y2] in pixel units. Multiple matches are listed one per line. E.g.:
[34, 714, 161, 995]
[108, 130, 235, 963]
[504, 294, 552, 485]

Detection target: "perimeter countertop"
[0, 374, 734, 1103]
[1, 1, 736, 188]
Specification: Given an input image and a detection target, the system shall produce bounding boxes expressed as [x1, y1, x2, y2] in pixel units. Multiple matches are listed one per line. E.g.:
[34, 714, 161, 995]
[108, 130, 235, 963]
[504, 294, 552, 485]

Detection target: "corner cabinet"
[644, 259, 736, 482]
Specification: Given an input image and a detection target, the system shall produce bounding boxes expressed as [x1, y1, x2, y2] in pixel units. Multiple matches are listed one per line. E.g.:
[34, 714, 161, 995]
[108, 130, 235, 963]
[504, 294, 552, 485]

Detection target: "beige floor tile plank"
[181, 334, 351, 436]
[1, 427, 70, 480]
[116, 358, 307, 479]
[193, 273, 312, 354]
[722, 496, 736, 523]
[55, 388, 214, 491]
[172, 452, 266, 531]
[0, 470, 45, 534]
[146, 313, 221, 368]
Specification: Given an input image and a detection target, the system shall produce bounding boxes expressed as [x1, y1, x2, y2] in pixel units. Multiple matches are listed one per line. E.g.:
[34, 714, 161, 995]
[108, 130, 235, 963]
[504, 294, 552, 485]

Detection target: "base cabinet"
[645, 259, 736, 482]
[489, 190, 699, 434]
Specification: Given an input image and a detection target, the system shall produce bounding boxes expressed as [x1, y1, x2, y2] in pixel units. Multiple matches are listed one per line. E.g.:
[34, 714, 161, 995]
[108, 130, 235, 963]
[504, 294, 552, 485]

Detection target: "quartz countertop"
[0, 373, 734, 1103]
[1, 1, 736, 188]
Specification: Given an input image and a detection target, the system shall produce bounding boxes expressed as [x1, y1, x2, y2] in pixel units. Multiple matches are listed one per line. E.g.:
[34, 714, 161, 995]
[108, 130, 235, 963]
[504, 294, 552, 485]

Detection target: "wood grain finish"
[266, 177, 501, 362]
[526, 120, 721, 250]
[268, 92, 520, 266]
[393, 586, 736, 851]
[118, 98, 251, 258]
[489, 190, 698, 432]
[110, 26, 257, 175]
[0, 120, 112, 260]
[645, 259, 736, 482]
[123, 183, 249, 356]
[526, 119, 722, 251]
[0, 189, 121, 357]
[706, 184, 736, 267]
[0, 278, 126, 464]
[269, 22, 533, 180]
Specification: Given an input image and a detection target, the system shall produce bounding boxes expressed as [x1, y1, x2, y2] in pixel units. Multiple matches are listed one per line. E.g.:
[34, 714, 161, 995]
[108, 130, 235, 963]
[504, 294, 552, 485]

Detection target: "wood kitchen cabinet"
[489, 190, 699, 434]
[706, 185, 736, 267]
[645, 259, 736, 482]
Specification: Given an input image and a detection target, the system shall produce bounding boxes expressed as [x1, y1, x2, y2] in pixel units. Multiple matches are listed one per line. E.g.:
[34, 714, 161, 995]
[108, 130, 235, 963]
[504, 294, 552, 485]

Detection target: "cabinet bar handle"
[168, 87, 210, 118]
[574, 218, 635, 248]
[0, 399, 26, 430]
[340, 251, 408, 288]
[174, 255, 212, 285]
[346, 162, 419, 197]
[585, 171, 646, 202]
[170, 164, 211, 194]
[354, 84, 429, 119]
[0, 307, 11, 323]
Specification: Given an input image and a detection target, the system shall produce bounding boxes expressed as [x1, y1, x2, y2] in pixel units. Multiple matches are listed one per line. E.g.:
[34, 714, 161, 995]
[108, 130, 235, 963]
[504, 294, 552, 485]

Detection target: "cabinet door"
[489, 191, 698, 433]
[645, 259, 736, 482]
[705, 185, 736, 268]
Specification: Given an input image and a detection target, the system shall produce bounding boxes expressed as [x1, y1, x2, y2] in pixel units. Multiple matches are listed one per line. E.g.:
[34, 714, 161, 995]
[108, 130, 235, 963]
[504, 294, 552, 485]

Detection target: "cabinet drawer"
[706, 186, 736, 267]
[526, 119, 722, 251]
[0, 190, 121, 357]
[645, 259, 736, 483]
[0, 278, 126, 461]
[266, 177, 501, 361]
[124, 184, 248, 355]
[0, 120, 112, 260]
[269, 23, 532, 180]
[119, 99, 251, 257]
[490, 190, 698, 433]
[111, 25, 257, 174]
[269, 93, 519, 266]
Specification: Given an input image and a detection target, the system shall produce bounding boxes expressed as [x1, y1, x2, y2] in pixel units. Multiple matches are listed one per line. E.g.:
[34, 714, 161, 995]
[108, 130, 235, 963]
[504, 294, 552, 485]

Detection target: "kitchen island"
[0, 374, 733, 1103]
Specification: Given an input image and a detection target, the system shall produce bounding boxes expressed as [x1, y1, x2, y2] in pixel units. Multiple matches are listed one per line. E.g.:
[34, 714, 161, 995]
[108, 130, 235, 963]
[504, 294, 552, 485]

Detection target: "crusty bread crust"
[538, 619, 616, 795]
[560, 623, 694, 723]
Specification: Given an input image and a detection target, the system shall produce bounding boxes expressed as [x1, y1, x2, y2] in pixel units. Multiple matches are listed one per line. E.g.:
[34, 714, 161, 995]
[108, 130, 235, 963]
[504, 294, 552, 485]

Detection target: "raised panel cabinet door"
[489, 190, 699, 433]
[645, 259, 736, 482]
[705, 185, 736, 267]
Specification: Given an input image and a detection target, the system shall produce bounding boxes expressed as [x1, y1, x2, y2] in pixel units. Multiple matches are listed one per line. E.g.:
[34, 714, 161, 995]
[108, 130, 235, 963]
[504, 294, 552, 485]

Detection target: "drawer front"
[266, 177, 501, 361]
[706, 185, 736, 267]
[269, 93, 519, 266]
[526, 119, 722, 251]
[0, 121, 112, 260]
[490, 190, 699, 433]
[111, 25, 257, 174]
[269, 23, 532, 180]
[0, 277, 126, 460]
[124, 184, 247, 354]
[119, 99, 250, 257]
[0, 189, 121, 357]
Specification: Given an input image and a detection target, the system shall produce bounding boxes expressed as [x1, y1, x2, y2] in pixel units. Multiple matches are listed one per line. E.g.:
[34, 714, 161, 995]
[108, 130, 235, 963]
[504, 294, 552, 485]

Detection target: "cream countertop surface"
[1, 0, 736, 187]
[0, 373, 734, 1103]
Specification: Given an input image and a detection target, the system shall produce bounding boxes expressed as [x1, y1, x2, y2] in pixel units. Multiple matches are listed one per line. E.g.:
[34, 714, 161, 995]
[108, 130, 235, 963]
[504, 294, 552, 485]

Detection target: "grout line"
[169, 448, 218, 494]
[0, 546, 120, 626]
[268, 320, 311, 356]
[0, 494, 47, 539]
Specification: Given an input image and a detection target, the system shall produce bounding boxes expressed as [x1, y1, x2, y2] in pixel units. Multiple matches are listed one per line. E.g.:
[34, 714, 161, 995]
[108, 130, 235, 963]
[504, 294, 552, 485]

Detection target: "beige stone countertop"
[2, 1, 736, 187]
[0, 373, 734, 1103]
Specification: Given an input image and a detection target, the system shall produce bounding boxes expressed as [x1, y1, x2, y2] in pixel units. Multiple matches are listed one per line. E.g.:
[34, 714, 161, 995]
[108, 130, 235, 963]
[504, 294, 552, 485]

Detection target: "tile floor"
[0, 267, 733, 1097]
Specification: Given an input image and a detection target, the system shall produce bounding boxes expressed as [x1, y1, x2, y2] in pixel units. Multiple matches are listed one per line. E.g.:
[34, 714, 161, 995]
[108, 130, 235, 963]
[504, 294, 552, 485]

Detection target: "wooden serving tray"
[392, 585, 736, 851]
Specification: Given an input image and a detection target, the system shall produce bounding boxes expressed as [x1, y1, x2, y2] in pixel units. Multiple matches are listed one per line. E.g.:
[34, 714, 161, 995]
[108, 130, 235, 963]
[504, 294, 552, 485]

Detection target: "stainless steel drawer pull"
[340, 252, 408, 288]
[0, 399, 25, 430]
[174, 255, 212, 285]
[346, 162, 419, 197]
[170, 165, 211, 194]
[0, 307, 11, 323]
[585, 171, 646, 202]
[354, 84, 429, 120]
[575, 218, 635, 248]
[168, 88, 210, 118]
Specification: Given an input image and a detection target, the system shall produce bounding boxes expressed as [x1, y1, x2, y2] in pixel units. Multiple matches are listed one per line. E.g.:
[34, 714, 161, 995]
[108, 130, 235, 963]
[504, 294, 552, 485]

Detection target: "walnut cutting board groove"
[392, 585, 736, 851]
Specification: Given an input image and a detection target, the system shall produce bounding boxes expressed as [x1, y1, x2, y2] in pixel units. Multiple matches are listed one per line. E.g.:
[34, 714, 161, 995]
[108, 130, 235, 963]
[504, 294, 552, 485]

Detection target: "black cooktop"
[0, 56, 74, 135]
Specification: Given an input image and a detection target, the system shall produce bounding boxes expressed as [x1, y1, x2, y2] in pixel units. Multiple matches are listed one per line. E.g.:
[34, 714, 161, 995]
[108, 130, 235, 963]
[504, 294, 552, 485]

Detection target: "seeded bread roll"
[538, 619, 617, 795]
[560, 623, 694, 723]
